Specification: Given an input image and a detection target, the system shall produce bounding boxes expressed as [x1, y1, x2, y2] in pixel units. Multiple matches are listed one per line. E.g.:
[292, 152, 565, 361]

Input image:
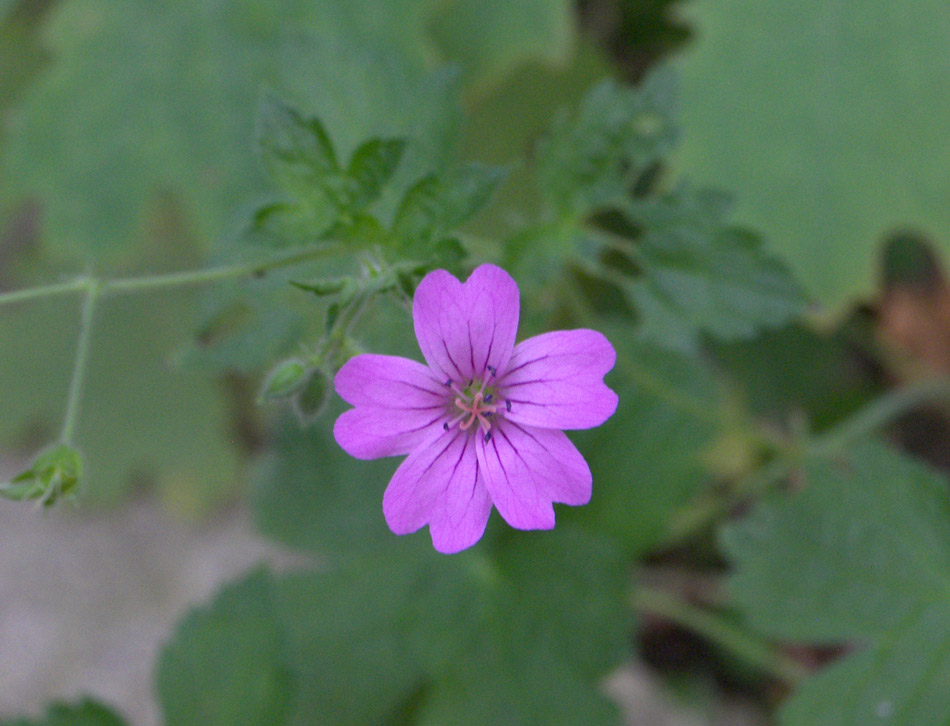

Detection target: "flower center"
[455, 390, 497, 433]
[442, 375, 507, 441]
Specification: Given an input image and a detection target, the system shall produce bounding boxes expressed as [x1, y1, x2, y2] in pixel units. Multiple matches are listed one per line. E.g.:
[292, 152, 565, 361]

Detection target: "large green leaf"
[617, 187, 807, 348]
[721, 442, 950, 723]
[524, 72, 806, 348]
[0, 0, 454, 270]
[429, 0, 575, 94]
[570, 334, 720, 555]
[676, 0, 950, 307]
[156, 569, 295, 726]
[1, 701, 127, 726]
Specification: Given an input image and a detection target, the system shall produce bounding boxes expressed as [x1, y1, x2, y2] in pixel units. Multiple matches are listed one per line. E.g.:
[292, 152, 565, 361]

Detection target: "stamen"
[505, 399, 512, 412]
[484, 431, 492, 442]
[484, 394, 493, 403]
[487, 365, 497, 377]
[443, 422, 449, 431]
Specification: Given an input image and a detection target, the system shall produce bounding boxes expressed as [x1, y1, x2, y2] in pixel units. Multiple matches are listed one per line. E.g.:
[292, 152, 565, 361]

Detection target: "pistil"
[455, 390, 497, 432]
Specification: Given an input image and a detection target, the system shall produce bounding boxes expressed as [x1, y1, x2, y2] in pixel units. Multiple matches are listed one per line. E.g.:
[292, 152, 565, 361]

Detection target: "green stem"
[671, 377, 950, 543]
[61, 279, 99, 445]
[810, 376, 950, 454]
[0, 278, 89, 307]
[0, 243, 343, 309]
[632, 585, 810, 685]
[101, 244, 344, 296]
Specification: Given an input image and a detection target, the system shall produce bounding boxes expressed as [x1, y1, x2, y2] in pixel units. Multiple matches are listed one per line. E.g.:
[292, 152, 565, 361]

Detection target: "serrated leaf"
[391, 163, 504, 256]
[256, 92, 339, 185]
[156, 568, 295, 726]
[248, 201, 324, 249]
[721, 442, 950, 723]
[346, 137, 407, 210]
[1, 0, 458, 270]
[255, 94, 349, 233]
[0, 700, 127, 726]
[536, 70, 677, 216]
[676, 0, 950, 307]
[607, 187, 806, 349]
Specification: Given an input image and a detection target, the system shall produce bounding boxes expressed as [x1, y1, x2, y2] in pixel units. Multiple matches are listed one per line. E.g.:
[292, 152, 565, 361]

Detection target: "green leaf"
[602, 187, 806, 349]
[571, 334, 720, 554]
[676, 0, 950, 307]
[346, 137, 408, 210]
[252, 412, 401, 557]
[721, 442, 950, 723]
[273, 554, 479, 725]
[391, 163, 505, 256]
[255, 94, 347, 234]
[0, 700, 127, 726]
[1, 0, 457, 270]
[262, 534, 627, 725]
[428, 0, 575, 93]
[535, 70, 677, 216]
[156, 568, 295, 726]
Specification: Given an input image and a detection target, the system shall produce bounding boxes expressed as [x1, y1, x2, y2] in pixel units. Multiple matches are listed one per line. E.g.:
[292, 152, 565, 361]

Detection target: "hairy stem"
[61, 279, 100, 445]
[0, 278, 90, 307]
[0, 243, 344, 308]
[632, 585, 810, 685]
[101, 244, 344, 296]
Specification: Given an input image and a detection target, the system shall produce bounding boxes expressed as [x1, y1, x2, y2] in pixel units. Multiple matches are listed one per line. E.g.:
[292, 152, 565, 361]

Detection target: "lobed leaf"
[722, 441, 950, 723]
[156, 569, 295, 726]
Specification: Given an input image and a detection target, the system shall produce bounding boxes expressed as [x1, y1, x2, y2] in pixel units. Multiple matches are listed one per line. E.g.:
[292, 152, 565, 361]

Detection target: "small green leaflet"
[721, 441, 950, 724]
[530, 70, 805, 349]
[535, 70, 677, 216]
[253, 93, 407, 245]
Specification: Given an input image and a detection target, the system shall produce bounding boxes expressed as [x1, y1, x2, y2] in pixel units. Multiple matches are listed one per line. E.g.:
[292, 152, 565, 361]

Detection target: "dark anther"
[505, 400, 512, 412]
[484, 431, 492, 443]
[444, 379, 452, 387]
[484, 411, 493, 417]
[484, 394, 494, 403]
[443, 422, 449, 431]
[487, 365, 497, 377]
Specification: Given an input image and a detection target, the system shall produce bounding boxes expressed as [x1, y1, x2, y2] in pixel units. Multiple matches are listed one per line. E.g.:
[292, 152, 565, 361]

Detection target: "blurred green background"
[3, 0, 950, 724]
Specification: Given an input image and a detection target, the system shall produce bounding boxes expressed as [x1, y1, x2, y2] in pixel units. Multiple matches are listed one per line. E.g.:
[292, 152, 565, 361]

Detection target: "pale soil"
[0, 488, 766, 726]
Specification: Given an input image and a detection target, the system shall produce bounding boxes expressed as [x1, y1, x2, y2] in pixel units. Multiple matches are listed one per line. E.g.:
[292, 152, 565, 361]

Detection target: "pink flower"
[333, 264, 618, 553]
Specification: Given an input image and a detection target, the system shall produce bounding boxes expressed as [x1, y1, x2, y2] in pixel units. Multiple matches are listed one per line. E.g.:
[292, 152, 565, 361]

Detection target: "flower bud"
[0, 444, 82, 507]
[292, 368, 331, 423]
[259, 358, 310, 401]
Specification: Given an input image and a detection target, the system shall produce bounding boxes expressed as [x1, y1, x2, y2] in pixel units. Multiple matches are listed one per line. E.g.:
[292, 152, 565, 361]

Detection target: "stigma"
[455, 390, 497, 432]
[442, 375, 501, 436]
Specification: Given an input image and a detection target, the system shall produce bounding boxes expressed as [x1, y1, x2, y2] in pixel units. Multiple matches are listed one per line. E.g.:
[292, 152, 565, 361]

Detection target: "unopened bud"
[292, 368, 331, 424]
[259, 358, 309, 401]
[0, 444, 82, 507]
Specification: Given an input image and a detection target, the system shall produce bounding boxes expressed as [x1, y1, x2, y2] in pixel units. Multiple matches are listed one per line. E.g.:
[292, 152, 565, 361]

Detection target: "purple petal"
[333, 406, 443, 459]
[334, 353, 446, 408]
[500, 329, 618, 430]
[333, 354, 449, 460]
[413, 264, 519, 384]
[383, 428, 493, 553]
[475, 422, 592, 531]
